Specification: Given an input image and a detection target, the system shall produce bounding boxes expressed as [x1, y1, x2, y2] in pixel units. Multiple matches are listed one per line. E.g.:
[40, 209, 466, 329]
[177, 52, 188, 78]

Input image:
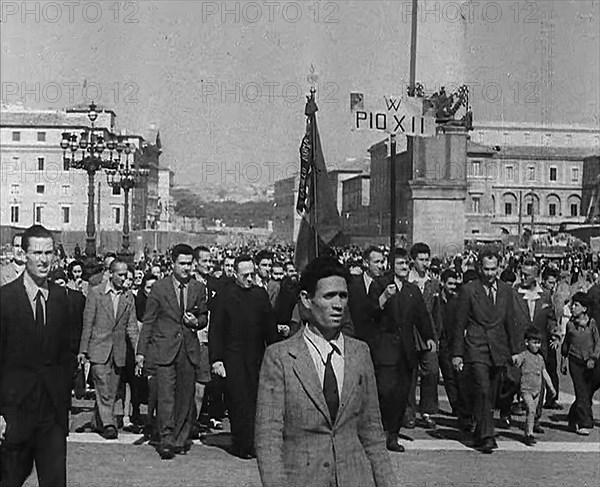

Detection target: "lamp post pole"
[105, 139, 147, 264]
[61, 102, 121, 259]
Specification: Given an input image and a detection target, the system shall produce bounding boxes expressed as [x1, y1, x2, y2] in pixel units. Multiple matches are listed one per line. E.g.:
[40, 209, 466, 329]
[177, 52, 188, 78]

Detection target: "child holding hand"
[513, 326, 556, 446]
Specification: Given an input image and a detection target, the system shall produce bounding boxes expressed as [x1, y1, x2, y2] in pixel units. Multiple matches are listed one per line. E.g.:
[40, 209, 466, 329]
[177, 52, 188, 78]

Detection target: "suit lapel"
[290, 333, 332, 426]
[100, 290, 116, 324]
[114, 292, 128, 325]
[164, 278, 182, 316]
[515, 291, 532, 324]
[335, 336, 359, 427]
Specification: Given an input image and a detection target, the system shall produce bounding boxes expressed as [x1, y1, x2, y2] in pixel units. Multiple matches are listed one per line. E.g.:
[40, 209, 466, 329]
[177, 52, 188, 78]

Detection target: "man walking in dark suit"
[78, 260, 140, 440]
[453, 249, 519, 454]
[256, 256, 396, 487]
[0, 225, 72, 487]
[348, 246, 385, 343]
[209, 255, 280, 459]
[368, 247, 436, 452]
[136, 244, 208, 459]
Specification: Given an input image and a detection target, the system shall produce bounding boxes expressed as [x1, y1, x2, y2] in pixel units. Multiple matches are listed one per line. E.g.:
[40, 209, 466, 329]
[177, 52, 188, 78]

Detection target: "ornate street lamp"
[105, 138, 148, 262]
[60, 102, 123, 258]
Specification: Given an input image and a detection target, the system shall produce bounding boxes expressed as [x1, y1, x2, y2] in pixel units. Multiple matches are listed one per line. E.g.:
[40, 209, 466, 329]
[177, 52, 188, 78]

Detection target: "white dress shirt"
[104, 280, 122, 319]
[23, 271, 49, 323]
[303, 324, 345, 398]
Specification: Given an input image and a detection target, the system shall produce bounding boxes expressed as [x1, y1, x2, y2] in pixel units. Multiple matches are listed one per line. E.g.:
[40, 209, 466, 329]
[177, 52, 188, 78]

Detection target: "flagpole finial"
[307, 63, 319, 89]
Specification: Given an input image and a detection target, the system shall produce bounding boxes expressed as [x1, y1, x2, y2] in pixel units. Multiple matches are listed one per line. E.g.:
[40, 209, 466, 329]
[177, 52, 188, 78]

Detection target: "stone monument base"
[406, 180, 467, 256]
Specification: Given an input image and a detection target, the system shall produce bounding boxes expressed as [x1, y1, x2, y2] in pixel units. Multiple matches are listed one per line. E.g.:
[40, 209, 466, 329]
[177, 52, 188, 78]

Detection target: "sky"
[2, 0, 599, 192]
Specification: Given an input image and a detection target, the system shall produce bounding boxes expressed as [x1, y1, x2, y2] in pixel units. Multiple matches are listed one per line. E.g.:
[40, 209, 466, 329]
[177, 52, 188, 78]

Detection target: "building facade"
[0, 105, 162, 235]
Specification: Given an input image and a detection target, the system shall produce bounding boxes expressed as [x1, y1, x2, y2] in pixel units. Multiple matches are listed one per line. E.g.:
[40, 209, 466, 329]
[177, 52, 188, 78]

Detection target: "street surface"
[23, 382, 600, 487]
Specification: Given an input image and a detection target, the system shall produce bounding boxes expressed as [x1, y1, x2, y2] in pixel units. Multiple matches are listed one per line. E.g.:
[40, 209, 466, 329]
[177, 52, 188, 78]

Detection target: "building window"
[10, 206, 19, 223]
[10, 183, 20, 195]
[505, 202, 513, 215]
[112, 185, 121, 196]
[549, 203, 557, 216]
[570, 204, 578, 217]
[523, 132, 531, 144]
[12, 131, 20, 141]
[472, 196, 481, 213]
[526, 203, 534, 216]
[472, 161, 482, 177]
[36, 185, 45, 194]
[114, 207, 121, 224]
[549, 167, 557, 181]
[571, 167, 579, 182]
[63, 157, 70, 171]
[61, 185, 70, 196]
[35, 206, 43, 224]
[62, 207, 70, 224]
[37, 132, 46, 142]
[506, 165, 514, 181]
[528, 166, 535, 181]
[37, 157, 44, 171]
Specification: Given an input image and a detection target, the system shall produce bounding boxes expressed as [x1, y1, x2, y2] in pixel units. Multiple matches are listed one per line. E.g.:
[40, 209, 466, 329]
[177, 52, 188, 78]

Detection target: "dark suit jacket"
[209, 282, 280, 373]
[512, 287, 557, 358]
[453, 279, 517, 366]
[0, 275, 72, 440]
[137, 277, 208, 366]
[255, 332, 396, 487]
[348, 274, 378, 342]
[432, 291, 459, 347]
[79, 284, 139, 367]
[368, 276, 435, 367]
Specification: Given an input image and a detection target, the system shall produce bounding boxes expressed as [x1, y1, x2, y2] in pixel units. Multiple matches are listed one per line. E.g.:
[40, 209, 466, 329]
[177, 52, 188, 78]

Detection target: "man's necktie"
[323, 344, 340, 423]
[179, 283, 186, 317]
[35, 290, 45, 326]
[487, 286, 495, 306]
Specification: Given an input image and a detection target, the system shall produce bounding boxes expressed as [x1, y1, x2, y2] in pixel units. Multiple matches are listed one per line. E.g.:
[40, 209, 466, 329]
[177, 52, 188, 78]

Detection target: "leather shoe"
[418, 414, 436, 429]
[159, 446, 175, 460]
[238, 448, 256, 460]
[386, 434, 405, 453]
[533, 424, 545, 434]
[175, 440, 193, 455]
[524, 435, 536, 446]
[498, 417, 511, 429]
[543, 401, 563, 410]
[474, 438, 494, 454]
[101, 426, 118, 440]
[404, 418, 416, 429]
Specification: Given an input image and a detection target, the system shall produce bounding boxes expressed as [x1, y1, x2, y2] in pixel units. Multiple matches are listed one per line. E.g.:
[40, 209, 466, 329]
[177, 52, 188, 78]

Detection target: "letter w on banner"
[294, 90, 341, 271]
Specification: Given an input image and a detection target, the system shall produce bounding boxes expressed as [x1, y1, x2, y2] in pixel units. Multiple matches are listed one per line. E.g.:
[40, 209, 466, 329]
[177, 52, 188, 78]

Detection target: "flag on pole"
[294, 89, 341, 271]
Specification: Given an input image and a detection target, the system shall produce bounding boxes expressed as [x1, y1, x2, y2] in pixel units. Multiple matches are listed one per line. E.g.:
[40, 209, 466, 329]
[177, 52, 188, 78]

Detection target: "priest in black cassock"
[209, 254, 280, 459]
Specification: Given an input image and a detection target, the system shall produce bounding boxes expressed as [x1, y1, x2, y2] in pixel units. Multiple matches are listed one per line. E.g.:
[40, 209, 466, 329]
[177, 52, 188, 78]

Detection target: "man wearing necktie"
[1, 225, 73, 487]
[78, 260, 139, 440]
[136, 244, 208, 460]
[452, 248, 520, 454]
[256, 256, 395, 487]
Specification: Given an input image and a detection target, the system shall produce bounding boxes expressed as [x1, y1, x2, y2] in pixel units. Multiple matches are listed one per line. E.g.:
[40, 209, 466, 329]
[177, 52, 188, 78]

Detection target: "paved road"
[22, 385, 599, 487]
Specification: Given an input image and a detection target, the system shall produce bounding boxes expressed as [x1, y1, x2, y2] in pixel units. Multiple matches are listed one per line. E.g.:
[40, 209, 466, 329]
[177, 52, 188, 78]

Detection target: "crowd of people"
[1, 225, 599, 486]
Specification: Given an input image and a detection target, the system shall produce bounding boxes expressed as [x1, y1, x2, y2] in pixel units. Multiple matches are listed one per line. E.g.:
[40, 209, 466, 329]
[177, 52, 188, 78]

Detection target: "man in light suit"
[136, 244, 208, 459]
[256, 256, 396, 487]
[78, 259, 139, 440]
[453, 248, 519, 454]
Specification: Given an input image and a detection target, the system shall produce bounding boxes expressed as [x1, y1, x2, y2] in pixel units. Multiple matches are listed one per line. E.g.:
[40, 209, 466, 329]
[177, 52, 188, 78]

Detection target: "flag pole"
[310, 87, 319, 259]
